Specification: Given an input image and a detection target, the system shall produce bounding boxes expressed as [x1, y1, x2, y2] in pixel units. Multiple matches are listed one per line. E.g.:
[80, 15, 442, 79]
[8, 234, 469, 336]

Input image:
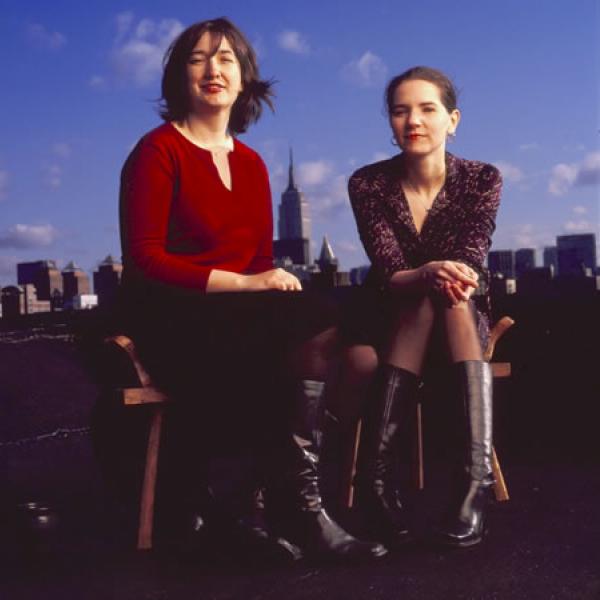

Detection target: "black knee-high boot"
[354, 365, 421, 547]
[270, 379, 387, 561]
[437, 360, 495, 547]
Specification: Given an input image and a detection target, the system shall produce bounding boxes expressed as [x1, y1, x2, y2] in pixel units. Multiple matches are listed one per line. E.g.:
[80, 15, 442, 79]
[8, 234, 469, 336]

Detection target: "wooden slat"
[491, 362, 511, 378]
[484, 316, 515, 362]
[122, 387, 169, 406]
[412, 403, 424, 490]
[106, 335, 153, 387]
[492, 447, 509, 502]
[137, 407, 164, 550]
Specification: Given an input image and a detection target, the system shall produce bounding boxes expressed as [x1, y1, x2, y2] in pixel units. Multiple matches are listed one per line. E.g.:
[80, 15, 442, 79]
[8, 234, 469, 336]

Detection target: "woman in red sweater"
[119, 17, 385, 562]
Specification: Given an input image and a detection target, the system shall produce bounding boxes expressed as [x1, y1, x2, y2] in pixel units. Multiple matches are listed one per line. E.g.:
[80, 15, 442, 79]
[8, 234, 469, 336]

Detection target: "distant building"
[350, 265, 371, 286]
[1, 286, 24, 319]
[557, 234, 597, 276]
[310, 236, 350, 289]
[0, 284, 51, 318]
[93, 255, 123, 306]
[273, 238, 311, 267]
[274, 149, 311, 265]
[62, 261, 91, 307]
[515, 248, 536, 278]
[488, 250, 515, 279]
[72, 294, 98, 310]
[490, 273, 516, 297]
[17, 260, 63, 301]
[543, 246, 558, 273]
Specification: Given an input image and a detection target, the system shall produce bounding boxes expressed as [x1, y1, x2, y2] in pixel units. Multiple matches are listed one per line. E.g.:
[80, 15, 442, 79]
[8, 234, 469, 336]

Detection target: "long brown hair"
[159, 17, 274, 134]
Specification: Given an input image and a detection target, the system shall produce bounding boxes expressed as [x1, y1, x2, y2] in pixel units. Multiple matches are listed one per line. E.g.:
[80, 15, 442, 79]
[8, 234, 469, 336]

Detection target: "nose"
[204, 56, 220, 79]
[406, 110, 422, 128]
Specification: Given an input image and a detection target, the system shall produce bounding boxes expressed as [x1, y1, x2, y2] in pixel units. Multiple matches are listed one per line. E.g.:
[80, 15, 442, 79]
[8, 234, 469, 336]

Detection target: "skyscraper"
[274, 149, 311, 265]
[543, 246, 558, 272]
[515, 248, 536, 278]
[488, 250, 515, 279]
[93, 255, 123, 306]
[557, 234, 597, 276]
[62, 261, 91, 305]
[17, 260, 63, 301]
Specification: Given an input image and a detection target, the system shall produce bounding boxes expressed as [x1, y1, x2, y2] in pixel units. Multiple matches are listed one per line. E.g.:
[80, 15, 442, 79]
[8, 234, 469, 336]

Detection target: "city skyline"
[1, 0, 598, 286]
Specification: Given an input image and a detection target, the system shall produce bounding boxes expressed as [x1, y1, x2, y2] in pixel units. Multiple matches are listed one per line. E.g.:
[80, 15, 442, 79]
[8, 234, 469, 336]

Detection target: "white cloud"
[252, 35, 266, 59]
[573, 205, 588, 215]
[336, 240, 359, 253]
[564, 220, 594, 233]
[277, 30, 310, 55]
[27, 23, 66, 50]
[111, 14, 183, 86]
[341, 51, 387, 88]
[43, 164, 62, 189]
[116, 12, 134, 36]
[0, 224, 59, 249]
[298, 160, 334, 186]
[493, 161, 524, 184]
[518, 143, 539, 151]
[0, 170, 8, 200]
[89, 75, 107, 90]
[307, 174, 350, 217]
[549, 163, 579, 196]
[549, 152, 600, 195]
[0, 255, 17, 280]
[372, 151, 391, 162]
[576, 152, 600, 185]
[52, 142, 71, 158]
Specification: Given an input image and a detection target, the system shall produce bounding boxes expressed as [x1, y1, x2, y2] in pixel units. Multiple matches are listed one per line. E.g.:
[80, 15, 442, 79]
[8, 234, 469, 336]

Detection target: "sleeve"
[446, 165, 502, 272]
[120, 139, 213, 291]
[348, 171, 409, 281]
[247, 155, 274, 273]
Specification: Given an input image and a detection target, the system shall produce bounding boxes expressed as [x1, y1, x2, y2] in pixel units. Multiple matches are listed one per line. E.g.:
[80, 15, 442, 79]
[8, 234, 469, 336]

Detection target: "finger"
[444, 281, 460, 305]
[452, 283, 469, 301]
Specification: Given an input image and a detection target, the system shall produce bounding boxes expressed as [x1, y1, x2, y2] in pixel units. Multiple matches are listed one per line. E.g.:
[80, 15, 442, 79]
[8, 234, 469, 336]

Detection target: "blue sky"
[0, 0, 598, 285]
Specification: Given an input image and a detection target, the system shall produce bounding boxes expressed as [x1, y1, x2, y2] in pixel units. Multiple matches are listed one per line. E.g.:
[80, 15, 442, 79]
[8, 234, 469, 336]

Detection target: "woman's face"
[185, 32, 243, 116]
[389, 79, 460, 157]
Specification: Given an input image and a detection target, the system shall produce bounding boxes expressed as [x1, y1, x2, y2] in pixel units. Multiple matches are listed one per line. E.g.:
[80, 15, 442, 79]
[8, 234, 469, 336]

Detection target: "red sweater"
[120, 123, 274, 292]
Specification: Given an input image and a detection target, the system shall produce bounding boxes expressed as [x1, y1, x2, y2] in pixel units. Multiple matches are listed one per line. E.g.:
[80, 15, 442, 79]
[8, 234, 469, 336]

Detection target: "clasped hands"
[420, 260, 478, 305]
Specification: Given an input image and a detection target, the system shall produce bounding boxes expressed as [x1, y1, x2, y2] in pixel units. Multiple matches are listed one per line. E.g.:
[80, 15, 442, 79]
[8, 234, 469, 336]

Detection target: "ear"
[448, 108, 461, 135]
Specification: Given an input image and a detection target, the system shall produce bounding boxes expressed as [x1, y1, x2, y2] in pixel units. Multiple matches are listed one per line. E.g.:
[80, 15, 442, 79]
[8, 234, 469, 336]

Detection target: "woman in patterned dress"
[346, 66, 502, 548]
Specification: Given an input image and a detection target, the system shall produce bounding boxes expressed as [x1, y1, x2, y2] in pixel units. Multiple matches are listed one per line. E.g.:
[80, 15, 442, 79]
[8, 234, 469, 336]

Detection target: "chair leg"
[411, 403, 425, 490]
[491, 447, 509, 502]
[137, 406, 164, 550]
[341, 420, 362, 509]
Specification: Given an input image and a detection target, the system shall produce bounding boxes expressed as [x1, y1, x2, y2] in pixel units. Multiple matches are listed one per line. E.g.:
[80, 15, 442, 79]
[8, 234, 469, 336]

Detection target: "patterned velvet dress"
[348, 151, 502, 348]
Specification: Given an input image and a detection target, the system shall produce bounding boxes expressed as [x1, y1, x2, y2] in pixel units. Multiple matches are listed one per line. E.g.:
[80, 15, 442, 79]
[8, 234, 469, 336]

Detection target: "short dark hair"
[159, 17, 274, 134]
[385, 66, 458, 115]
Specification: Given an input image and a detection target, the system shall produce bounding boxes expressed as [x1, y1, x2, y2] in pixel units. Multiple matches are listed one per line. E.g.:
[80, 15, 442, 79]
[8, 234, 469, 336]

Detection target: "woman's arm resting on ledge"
[206, 268, 302, 292]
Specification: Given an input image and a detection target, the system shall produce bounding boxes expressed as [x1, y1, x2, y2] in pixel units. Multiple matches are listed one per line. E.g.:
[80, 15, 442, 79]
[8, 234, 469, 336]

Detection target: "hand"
[441, 280, 476, 305]
[420, 261, 479, 294]
[243, 268, 302, 292]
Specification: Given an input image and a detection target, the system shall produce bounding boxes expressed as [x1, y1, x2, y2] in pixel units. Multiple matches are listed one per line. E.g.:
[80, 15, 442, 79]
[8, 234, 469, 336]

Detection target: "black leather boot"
[354, 365, 420, 547]
[270, 379, 387, 562]
[224, 485, 302, 562]
[437, 360, 495, 548]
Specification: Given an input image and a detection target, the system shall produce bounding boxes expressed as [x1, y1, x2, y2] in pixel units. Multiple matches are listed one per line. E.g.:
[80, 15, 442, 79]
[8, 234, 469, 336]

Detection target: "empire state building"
[274, 150, 312, 265]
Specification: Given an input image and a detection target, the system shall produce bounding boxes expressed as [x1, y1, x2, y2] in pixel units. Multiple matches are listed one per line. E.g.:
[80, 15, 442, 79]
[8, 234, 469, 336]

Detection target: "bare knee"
[390, 294, 435, 328]
[343, 344, 378, 381]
